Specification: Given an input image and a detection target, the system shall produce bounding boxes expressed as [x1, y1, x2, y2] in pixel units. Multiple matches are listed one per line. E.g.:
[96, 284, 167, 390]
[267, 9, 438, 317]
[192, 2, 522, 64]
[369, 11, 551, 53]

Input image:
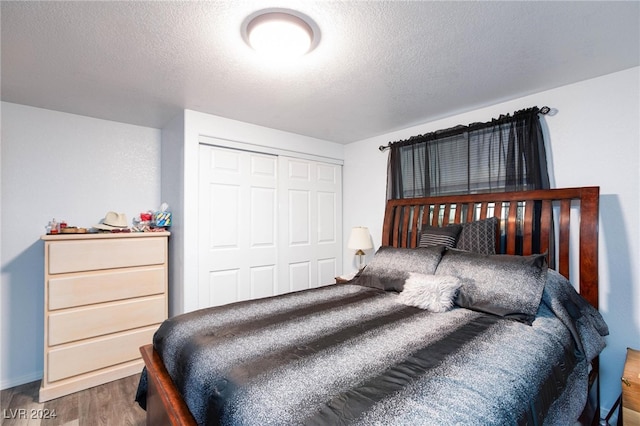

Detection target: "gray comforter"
[136, 270, 607, 425]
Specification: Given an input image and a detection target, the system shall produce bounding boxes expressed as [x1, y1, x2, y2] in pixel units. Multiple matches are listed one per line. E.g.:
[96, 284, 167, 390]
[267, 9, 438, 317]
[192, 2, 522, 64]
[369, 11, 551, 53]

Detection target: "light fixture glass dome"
[243, 10, 319, 58]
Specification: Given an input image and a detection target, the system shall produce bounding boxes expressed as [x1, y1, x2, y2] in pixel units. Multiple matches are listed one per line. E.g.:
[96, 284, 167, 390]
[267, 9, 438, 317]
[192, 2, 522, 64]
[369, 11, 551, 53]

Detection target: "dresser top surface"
[41, 231, 170, 241]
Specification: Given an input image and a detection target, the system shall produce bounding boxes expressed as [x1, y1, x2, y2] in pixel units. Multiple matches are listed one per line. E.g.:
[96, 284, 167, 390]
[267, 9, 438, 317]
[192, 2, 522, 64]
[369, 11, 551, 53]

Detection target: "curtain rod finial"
[539, 106, 557, 116]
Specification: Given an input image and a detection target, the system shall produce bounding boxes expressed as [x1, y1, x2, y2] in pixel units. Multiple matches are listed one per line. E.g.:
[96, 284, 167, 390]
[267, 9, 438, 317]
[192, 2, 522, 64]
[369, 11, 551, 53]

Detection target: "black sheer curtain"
[386, 107, 550, 199]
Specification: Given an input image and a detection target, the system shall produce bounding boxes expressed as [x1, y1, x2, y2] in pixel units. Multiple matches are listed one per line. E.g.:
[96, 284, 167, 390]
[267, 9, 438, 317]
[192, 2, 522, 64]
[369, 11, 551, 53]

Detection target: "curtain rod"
[378, 106, 553, 152]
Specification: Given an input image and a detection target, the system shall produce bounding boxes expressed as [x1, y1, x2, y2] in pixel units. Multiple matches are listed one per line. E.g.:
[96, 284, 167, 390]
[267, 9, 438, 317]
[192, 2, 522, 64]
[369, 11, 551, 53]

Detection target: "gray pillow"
[418, 224, 463, 249]
[435, 249, 548, 324]
[356, 246, 446, 292]
[456, 217, 498, 254]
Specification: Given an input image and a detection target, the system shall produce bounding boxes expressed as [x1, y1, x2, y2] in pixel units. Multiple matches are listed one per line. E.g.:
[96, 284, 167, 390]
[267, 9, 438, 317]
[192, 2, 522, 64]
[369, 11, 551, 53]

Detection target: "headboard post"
[578, 187, 599, 309]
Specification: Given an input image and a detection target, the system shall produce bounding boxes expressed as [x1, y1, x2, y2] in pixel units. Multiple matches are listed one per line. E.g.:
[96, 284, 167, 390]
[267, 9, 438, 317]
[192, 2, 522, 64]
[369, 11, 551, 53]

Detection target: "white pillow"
[397, 273, 461, 312]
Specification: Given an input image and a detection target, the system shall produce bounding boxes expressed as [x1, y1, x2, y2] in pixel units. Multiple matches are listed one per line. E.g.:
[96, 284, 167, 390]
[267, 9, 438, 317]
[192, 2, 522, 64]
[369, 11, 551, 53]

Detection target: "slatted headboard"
[381, 187, 600, 308]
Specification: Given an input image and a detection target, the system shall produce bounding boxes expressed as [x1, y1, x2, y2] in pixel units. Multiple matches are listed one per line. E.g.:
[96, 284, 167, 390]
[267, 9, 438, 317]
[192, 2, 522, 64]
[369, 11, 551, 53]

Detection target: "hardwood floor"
[1, 374, 146, 426]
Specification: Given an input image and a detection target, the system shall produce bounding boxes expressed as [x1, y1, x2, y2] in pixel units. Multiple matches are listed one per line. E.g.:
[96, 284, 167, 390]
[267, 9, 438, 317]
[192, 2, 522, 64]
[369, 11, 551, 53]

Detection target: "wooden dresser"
[39, 232, 169, 402]
[623, 347, 640, 425]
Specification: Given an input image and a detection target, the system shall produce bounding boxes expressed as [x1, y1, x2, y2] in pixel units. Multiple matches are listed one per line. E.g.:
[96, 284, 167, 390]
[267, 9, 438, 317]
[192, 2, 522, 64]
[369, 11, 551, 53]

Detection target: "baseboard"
[0, 370, 43, 390]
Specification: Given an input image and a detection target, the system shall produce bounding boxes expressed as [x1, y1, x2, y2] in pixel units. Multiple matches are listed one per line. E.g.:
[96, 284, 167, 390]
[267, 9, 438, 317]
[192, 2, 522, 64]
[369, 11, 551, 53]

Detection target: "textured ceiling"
[2, 1, 639, 143]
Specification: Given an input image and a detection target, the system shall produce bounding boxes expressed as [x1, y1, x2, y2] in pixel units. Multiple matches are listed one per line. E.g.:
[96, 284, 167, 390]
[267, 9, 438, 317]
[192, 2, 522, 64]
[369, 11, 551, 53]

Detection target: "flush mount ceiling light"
[242, 9, 319, 58]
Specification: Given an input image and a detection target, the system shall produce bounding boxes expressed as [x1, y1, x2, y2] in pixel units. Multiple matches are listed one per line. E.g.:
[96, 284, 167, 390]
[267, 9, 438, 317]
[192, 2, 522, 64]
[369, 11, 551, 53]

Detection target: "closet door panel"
[288, 190, 311, 245]
[279, 157, 342, 294]
[207, 269, 239, 307]
[209, 183, 240, 250]
[250, 265, 276, 299]
[317, 258, 338, 287]
[315, 164, 341, 286]
[199, 144, 277, 308]
[289, 261, 311, 292]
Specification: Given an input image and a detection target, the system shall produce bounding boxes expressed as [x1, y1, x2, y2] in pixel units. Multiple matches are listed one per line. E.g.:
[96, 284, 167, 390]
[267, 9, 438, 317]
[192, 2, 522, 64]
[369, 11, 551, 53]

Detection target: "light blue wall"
[0, 102, 162, 388]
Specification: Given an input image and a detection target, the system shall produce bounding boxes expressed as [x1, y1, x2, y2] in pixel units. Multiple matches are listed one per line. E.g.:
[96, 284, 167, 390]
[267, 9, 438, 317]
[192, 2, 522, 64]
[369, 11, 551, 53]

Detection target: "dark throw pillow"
[418, 224, 463, 249]
[456, 217, 499, 255]
[435, 249, 548, 324]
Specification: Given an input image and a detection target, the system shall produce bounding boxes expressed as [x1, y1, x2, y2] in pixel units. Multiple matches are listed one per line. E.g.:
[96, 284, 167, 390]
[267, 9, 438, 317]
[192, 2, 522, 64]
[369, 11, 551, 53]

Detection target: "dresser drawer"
[48, 267, 165, 310]
[48, 237, 166, 274]
[48, 295, 165, 346]
[47, 326, 157, 382]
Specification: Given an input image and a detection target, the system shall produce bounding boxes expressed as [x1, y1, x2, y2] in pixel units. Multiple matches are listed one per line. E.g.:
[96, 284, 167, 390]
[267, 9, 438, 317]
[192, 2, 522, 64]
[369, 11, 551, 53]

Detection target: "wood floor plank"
[1, 381, 42, 426]
[114, 375, 146, 426]
[43, 391, 78, 426]
[1, 374, 145, 426]
[0, 382, 16, 412]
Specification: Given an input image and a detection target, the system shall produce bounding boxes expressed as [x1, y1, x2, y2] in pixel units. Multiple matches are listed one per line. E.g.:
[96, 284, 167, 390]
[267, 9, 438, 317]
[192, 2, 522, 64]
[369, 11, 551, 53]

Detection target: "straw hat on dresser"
[93, 211, 129, 231]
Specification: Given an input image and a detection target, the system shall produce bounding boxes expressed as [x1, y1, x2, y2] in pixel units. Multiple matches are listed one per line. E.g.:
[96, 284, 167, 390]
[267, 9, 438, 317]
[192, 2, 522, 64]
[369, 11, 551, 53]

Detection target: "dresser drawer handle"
[622, 377, 630, 386]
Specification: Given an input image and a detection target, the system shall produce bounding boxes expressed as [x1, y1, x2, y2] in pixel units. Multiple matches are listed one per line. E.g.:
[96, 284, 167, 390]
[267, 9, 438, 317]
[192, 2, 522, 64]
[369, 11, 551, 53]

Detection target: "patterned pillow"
[435, 249, 548, 324]
[397, 273, 461, 312]
[418, 224, 463, 249]
[456, 217, 498, 254]
[355, 246, 445, 292]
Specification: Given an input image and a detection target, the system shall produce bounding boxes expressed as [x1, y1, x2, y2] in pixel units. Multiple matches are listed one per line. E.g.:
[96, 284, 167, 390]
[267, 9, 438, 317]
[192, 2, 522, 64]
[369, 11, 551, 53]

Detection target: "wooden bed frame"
[140, 186, 601, 426]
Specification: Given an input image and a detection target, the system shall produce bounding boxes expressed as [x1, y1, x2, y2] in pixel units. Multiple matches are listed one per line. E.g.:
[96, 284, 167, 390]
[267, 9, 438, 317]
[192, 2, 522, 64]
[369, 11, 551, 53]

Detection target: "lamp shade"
[348, 227, 373, 251]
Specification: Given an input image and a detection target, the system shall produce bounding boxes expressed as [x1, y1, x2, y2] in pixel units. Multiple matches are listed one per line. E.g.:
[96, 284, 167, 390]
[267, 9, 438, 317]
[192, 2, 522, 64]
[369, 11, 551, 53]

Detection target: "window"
[386, 107, 550, 199]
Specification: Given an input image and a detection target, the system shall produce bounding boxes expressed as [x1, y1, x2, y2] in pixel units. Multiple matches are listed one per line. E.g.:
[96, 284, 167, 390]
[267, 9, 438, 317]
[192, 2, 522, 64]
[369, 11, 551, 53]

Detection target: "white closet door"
[198, 144, 278, 308]
[277, 157, 342, 294]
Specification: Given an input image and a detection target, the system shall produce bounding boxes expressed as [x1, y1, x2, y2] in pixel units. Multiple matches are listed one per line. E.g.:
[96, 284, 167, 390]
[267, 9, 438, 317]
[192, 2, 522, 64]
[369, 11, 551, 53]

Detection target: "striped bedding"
[136, 272, 607, 425]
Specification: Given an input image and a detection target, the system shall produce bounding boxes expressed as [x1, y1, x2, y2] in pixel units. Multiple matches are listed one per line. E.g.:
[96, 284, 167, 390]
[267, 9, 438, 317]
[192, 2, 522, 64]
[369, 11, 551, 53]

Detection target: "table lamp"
[348, 226, 373, 271]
